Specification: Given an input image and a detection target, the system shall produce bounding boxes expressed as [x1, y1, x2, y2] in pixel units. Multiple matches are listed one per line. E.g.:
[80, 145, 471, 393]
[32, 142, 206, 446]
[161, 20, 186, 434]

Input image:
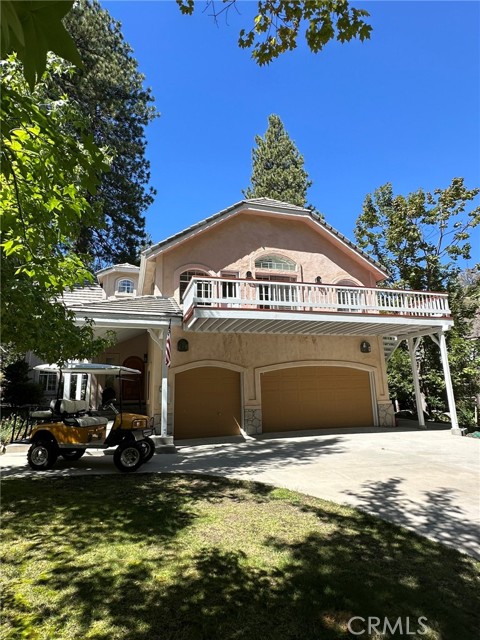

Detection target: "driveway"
[2, 422, 479, 559]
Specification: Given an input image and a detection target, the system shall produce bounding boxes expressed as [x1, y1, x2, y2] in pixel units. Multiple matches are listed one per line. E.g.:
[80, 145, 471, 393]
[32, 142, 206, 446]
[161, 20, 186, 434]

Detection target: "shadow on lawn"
[2, 474, 479, 640]
[343, 477, 480, 561]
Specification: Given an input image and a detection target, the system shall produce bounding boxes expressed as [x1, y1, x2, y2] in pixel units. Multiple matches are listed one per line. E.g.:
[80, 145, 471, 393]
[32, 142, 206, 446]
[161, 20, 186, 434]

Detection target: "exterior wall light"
[360, 341, 371, 353]
[177, 338, 189, 352]
[246, 271, 253, 278]
[315, 276, 322, 283]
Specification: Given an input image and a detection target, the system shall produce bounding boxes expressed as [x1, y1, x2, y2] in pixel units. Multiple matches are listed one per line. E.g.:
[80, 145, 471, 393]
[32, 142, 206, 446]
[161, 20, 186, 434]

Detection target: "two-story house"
[64, 198, 460, 439]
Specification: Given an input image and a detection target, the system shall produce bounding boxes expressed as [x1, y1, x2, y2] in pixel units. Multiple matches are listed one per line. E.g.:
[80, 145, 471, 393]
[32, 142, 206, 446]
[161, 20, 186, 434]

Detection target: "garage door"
[261, 366, 373, 432]
[174, 367, 242, 439]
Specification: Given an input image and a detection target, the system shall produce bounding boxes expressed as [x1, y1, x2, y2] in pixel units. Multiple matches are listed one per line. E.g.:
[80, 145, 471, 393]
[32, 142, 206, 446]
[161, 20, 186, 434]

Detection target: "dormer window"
[117, 279, 134, 294]
[255, 255, 296, 272]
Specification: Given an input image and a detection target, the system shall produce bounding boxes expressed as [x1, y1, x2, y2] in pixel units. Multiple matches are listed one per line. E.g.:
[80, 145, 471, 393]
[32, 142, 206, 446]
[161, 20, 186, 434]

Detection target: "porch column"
[75, 374, 82, 401]
[147, 328, 170, 438]
[63, 373, 71, 399]
[430, 332, 461, 434]
[407, 337, 425, 429]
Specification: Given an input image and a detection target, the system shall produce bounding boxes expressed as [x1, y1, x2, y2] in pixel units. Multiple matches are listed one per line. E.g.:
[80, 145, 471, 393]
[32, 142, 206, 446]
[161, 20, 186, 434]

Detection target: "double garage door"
[174, 365, 374, 439]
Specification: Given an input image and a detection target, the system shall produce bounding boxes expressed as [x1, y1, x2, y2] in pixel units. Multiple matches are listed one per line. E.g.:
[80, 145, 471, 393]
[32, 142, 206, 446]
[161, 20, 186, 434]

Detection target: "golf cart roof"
[34, 363, 141, 375]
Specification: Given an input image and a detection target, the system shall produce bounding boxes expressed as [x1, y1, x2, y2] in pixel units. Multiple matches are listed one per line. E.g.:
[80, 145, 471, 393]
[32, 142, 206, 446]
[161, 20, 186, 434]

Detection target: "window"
[255, 255, 296, 272]
[118, 279, 134, 294]
[39, 373, 58, 393]
[179, 270, 210, 302]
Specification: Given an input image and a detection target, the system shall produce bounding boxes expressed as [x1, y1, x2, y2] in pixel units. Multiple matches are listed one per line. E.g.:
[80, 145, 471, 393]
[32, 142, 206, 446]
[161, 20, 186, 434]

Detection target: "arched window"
[179, 270, 210, 302]
[118, 279, 134, 294]
[255, 254, 296, 272]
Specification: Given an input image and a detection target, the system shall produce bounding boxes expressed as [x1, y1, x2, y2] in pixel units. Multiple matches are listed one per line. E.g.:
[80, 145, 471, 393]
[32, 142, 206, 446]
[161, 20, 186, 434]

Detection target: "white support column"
[161, 346, 168, 438]
[63, 373, 71, 399]
[430, 332, 462, 435]
[407, 337, 425, 429]
[75, 374, 82, 400]
[147, 327, 171, 441]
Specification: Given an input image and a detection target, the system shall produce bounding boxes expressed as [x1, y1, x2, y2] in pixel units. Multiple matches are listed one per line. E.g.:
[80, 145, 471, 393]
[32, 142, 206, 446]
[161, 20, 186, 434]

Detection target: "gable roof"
[95, 263, 140, 276]
[142, 197, 389, 278]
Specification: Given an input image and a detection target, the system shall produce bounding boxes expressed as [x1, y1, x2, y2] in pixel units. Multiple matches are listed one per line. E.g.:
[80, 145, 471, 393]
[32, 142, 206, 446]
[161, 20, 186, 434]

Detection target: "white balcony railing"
[182, 278, 451, 319]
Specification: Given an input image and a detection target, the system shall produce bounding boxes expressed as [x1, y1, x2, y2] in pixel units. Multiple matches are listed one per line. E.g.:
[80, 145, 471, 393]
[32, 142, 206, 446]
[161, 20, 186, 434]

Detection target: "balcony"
[182, 278, 453, 338]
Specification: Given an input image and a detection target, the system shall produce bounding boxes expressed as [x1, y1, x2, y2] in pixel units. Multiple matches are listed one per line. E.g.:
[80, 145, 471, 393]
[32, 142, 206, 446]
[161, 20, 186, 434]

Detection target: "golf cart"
[24, 363, 155, 473]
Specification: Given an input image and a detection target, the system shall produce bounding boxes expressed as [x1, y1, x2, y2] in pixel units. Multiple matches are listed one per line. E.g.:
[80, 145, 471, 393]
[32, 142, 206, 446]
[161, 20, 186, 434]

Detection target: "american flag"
[165, 323, 171, 368]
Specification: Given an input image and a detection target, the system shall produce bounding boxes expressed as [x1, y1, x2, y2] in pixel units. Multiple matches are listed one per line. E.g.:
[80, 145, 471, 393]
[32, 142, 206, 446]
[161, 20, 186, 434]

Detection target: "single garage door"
[261, 366, 373, 432]
[174, 367, 242, 439]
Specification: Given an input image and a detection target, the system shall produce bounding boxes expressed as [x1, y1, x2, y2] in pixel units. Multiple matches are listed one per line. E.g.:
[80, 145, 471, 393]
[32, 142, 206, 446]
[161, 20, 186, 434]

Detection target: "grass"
[1, 474, 479, 640]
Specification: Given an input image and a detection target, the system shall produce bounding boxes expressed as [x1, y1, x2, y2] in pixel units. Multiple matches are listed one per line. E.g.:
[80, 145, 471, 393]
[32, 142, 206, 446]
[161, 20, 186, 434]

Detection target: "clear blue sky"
[104, 0, 479, 266]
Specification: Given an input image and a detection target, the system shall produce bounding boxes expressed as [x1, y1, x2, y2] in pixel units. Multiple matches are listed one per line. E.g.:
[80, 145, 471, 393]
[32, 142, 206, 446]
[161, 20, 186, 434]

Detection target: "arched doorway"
[122, 356, 145, 402]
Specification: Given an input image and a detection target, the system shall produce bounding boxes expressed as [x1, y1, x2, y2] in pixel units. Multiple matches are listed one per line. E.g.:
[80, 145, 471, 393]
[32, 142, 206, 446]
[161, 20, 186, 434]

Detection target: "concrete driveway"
[2, 421, 479, 559]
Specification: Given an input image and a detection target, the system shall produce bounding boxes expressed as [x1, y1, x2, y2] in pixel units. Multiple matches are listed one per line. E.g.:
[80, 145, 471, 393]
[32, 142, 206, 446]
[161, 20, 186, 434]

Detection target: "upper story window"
[255, 254, 296, 272]
[179, 270, 209, 301]
[117, 279, 134, 294]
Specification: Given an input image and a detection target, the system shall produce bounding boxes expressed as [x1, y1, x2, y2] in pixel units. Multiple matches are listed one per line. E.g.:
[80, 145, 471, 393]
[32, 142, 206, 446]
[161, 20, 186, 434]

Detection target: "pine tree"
[46, 0, 158, 267]
[244, 114, 312, 207]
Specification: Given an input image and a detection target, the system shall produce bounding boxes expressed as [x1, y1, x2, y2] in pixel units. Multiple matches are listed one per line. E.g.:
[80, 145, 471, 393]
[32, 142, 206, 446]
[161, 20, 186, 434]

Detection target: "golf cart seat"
[30, 399, 62, 420]
[59, 399, 109, 428]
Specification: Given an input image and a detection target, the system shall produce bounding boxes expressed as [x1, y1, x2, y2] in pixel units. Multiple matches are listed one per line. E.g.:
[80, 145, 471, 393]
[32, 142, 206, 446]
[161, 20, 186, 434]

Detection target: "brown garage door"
[174, 367, 242, 439]
[261, 366, 373, 432]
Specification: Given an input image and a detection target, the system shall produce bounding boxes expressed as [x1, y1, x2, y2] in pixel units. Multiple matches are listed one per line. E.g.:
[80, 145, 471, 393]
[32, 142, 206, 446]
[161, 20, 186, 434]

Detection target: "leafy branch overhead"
[176, 0, 372, 64]
[0, 0, 81, 90]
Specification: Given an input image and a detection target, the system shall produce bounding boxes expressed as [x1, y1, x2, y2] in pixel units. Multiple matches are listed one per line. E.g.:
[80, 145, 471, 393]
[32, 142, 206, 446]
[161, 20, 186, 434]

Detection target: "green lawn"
[1, 474, 478, 640]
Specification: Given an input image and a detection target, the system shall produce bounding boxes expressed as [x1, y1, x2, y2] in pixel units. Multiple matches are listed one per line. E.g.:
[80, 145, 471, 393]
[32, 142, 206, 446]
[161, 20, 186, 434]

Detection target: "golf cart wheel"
[27, 441, 58, 471]
[138, 437, 155, 462]
[113, 442, 143, 473]
[61, 449, 85, 461]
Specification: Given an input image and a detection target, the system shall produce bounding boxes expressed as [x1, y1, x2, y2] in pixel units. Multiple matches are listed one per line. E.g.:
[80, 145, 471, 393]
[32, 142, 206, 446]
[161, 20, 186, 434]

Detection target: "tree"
[1, 359, 44, 407]
[43, 0, 158, 267]
[1, 56, 113, 363]
[355, 178, 480, 426]
[176, 0, 372, 65]
[244, 114, 313, 207]
[0, 1, 81, 89]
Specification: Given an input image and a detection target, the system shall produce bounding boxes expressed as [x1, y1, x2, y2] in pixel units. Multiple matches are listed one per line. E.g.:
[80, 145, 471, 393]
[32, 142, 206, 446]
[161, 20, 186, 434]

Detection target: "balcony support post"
[430, 332, 463, 435]
[407, 337, 426, 428]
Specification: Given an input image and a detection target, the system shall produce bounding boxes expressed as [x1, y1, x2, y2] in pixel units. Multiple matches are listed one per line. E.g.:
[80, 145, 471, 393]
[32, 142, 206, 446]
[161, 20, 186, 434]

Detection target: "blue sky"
[104, 0, 479, 267]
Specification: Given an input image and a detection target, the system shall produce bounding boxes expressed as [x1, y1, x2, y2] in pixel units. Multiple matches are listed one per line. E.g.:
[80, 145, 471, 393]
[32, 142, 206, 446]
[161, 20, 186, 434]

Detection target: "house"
[58, 197, 461, 438]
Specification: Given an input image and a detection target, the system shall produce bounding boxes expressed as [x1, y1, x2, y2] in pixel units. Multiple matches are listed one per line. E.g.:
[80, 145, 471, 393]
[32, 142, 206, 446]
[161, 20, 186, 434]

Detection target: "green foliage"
[244, 114, 312, 207]
[1, 359, 44, 407]
[176, 0, 372, 65]
[355, 179, 480, 290]
[356, 180, 480, 426]
[44, 0, 158, 267]
[1, 57, 113, 363]
[0, 1, 81, 90]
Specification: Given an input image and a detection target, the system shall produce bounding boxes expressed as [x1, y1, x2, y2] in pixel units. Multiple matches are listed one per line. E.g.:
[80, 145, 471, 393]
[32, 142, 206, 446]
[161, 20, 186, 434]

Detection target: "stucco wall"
[152, 213, 380, 299]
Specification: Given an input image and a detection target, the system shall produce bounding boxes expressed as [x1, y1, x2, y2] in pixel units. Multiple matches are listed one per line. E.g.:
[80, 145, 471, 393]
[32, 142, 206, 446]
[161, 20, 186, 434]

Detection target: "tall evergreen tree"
[46, 0, 158, 267]
[244, 114, 312, 207]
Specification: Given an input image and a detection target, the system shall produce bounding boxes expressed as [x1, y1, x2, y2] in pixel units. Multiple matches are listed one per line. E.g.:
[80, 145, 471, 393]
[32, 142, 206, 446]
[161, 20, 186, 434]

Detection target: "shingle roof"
[69, 295, 182, 316]
[61, 283, 106, 306]
[142, 197, 389, 277]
